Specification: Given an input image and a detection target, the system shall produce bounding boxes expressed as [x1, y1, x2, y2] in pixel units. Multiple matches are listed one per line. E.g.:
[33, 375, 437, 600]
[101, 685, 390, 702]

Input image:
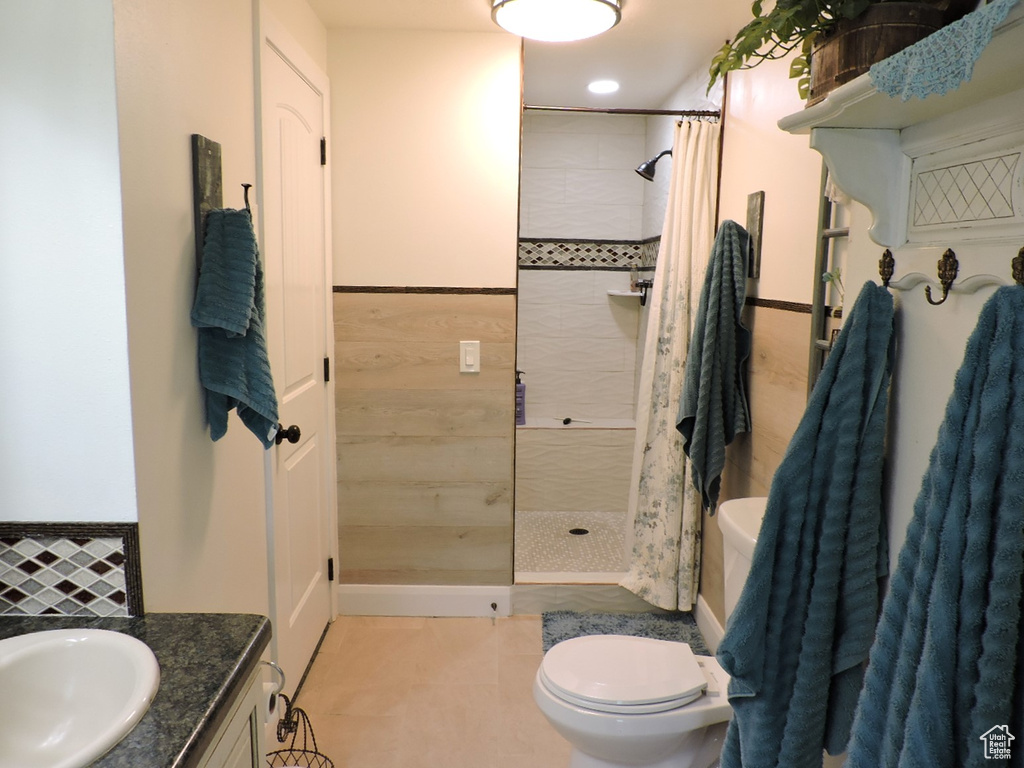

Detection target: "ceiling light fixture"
[491, 0, 621, 43]
[588, 79, 619, 94]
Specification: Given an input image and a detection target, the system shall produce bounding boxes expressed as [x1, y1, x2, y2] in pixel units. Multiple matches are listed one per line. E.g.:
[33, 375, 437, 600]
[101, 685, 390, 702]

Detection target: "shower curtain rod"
[524, 105, 720, 118]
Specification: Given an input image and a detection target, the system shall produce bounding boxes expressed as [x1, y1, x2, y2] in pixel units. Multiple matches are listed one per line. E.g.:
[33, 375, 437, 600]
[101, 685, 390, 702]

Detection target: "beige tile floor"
[291, 615, 572, 768]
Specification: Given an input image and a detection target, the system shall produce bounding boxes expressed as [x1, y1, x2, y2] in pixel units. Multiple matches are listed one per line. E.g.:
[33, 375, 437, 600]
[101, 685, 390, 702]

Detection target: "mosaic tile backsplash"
[519, 238, 660, 269]
[0, 525, 142, 616]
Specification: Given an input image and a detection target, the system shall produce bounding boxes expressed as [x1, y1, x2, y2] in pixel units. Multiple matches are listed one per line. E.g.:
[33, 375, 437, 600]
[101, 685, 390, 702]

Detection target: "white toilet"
[532, 496, 768, 768]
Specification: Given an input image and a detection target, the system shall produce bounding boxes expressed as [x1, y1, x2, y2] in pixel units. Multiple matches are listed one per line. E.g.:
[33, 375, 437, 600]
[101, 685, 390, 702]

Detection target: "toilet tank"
[717, 497, 768, 621]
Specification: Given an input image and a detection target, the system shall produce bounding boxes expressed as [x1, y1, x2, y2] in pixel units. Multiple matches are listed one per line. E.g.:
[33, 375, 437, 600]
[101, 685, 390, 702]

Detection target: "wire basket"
[266, 695, 334, 768]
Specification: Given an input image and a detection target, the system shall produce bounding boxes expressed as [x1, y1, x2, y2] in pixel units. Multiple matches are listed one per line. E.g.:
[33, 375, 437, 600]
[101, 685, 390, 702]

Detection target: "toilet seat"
[539, 635, 708, 714]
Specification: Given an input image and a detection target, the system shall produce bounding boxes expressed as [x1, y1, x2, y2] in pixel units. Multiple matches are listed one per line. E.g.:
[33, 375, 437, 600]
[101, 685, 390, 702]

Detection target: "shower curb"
[336, 584, 512, 617]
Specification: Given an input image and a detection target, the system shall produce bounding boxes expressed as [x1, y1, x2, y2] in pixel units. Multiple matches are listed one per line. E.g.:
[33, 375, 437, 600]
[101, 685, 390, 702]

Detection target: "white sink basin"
[0, 628, 160, 768]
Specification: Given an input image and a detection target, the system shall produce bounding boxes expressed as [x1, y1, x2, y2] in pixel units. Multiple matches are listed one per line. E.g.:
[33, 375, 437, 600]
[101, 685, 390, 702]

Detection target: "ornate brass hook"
[878, 249, 895, 288]
[1013, 245, 1024, 286]
[924, 249, 959, 305]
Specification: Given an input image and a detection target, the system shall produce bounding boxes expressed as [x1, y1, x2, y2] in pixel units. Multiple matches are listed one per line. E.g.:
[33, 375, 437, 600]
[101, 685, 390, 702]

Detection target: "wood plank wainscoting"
[333, 287, 517, 586]
[701, 298, 838, 626]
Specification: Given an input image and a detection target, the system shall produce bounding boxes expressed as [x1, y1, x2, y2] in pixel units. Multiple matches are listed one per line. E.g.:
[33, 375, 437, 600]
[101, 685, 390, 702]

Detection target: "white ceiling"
[307, 0, 753, 109]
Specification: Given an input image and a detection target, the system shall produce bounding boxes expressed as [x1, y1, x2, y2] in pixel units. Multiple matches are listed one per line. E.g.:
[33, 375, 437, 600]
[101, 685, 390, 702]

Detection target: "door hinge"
[323, 356, 331, 382]
[320, 137, 327, 166]
[327, 557, 335, 582]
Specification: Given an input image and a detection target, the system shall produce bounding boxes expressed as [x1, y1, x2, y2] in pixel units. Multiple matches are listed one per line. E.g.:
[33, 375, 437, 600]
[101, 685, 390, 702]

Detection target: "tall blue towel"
[717, 282, 894, 768]
[846, 286, 1024, 768]
[191, 208, 279, 449]
[677, 220, 752, 512]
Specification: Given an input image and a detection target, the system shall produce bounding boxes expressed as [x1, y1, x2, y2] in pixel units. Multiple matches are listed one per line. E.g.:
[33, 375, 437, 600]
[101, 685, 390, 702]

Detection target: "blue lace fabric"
[869, 0, 1021, 101]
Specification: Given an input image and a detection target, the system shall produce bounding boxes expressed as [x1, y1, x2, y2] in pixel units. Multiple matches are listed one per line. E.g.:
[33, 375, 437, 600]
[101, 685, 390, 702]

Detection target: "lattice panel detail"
[914, 154, 1019, 226]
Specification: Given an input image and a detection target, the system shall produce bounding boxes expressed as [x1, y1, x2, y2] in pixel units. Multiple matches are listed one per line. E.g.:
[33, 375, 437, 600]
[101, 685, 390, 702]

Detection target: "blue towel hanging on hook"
[717, 281, 895, 768]
[677, 220, 752, 513]
[191, 207, 279, 448]
[846, 286, 1024, 768]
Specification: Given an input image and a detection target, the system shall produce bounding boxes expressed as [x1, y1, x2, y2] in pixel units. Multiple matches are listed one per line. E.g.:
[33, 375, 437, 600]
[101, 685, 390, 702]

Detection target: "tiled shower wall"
[518, 111, 654, 420]
[520, 111, 647, 240]
[516, 269, 641, 420]
[515, 426, 634, 514]
[515, 112, 655, 524]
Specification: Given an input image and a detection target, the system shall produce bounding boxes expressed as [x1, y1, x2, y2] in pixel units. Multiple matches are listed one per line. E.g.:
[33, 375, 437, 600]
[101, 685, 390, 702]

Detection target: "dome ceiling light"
[491, 0, 622, 43]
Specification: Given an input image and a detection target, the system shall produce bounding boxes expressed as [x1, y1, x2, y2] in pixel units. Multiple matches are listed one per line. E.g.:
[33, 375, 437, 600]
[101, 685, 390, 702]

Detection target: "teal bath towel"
[846, 286, 1024, 768]
[677, 220, 752, 512]
[717, 282, 895, 768]
[191, 208, 279, 449]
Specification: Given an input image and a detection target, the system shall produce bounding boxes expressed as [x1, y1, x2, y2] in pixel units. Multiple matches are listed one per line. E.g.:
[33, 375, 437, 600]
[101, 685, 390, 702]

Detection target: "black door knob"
[275, 424, 301, 445]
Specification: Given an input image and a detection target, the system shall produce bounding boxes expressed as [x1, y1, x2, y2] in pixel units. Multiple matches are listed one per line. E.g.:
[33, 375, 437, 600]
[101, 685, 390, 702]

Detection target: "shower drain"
[568, 528, 590, 536]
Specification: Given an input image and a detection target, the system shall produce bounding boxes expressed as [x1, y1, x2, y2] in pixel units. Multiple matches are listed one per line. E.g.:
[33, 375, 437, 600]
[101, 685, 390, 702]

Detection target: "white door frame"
[253, 1, 338, 668]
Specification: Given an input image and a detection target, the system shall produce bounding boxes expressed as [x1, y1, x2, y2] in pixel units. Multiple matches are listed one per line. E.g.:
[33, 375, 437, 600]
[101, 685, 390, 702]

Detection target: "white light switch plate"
[460, 340, 480, 373]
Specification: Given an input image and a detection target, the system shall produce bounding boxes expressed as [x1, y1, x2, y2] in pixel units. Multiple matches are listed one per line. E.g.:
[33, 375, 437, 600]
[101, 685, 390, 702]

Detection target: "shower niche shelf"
[609, 278, 653, 305]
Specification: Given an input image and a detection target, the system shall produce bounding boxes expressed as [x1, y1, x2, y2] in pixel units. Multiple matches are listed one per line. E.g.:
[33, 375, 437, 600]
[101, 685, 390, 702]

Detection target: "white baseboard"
[694, 594, 725, 654]
[336, 584, 512, 617]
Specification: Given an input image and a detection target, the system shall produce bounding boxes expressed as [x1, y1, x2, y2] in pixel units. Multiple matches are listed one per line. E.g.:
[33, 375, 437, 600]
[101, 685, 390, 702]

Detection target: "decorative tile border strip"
[745, 297, 842, 318]
[0, 522, 143, 617]
[519, 238, 660, 269]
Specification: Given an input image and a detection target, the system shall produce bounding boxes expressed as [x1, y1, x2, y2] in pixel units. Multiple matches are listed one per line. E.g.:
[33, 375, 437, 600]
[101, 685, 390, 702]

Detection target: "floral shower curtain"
[620, 119, 720, 611]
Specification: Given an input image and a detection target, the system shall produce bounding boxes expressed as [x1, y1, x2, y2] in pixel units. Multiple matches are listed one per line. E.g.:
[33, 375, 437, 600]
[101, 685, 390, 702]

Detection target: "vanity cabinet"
[0, 613, 272, 768]
[197, 668, 265, 768]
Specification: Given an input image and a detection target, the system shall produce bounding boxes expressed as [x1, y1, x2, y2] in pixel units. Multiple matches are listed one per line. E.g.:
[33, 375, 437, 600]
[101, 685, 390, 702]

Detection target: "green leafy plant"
[709, 0, 879, 99]
[708, 0, 975, 100]
[822, 266, 845, 307]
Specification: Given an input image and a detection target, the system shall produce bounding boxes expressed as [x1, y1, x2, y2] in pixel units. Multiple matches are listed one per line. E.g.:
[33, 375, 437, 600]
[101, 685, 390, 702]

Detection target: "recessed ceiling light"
[588, 79, 620, 95]
[491, 0, 621, 43]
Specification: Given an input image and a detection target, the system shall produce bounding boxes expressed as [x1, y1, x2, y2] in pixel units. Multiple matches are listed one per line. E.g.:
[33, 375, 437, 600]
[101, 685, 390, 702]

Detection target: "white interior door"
[259, 19, 333, 696]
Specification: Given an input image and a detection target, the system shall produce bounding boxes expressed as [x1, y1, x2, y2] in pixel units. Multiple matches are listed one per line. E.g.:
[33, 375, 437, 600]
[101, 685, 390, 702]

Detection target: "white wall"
[0, 0, 137, 523]
[110, 0, 325, 614]
[265, 0, 327, 71]
[329, 29, 521, 288]
[718, 56, 824, 304]
[520, 112, 647, 240]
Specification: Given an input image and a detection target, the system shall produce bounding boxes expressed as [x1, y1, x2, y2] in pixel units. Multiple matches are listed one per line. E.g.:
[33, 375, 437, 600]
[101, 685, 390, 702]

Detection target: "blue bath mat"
[542, 611, 710, 655]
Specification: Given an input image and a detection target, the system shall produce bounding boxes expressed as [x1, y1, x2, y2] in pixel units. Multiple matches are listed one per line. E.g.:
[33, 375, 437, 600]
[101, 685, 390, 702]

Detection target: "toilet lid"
[540, 635, 706, 711]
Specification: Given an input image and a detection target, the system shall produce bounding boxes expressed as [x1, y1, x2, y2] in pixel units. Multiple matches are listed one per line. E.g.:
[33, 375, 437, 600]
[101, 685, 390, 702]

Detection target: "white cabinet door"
[197, 669, 263, 768]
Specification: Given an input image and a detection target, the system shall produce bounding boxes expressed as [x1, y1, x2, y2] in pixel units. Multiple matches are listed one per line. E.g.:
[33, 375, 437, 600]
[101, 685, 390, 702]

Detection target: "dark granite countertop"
[0, 612, 271, 768]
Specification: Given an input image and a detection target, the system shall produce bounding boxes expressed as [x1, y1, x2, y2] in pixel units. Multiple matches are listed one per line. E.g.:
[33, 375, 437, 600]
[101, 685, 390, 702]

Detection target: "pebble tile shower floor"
[293, 616, 570, 768]
[514, 510, 627, 579]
